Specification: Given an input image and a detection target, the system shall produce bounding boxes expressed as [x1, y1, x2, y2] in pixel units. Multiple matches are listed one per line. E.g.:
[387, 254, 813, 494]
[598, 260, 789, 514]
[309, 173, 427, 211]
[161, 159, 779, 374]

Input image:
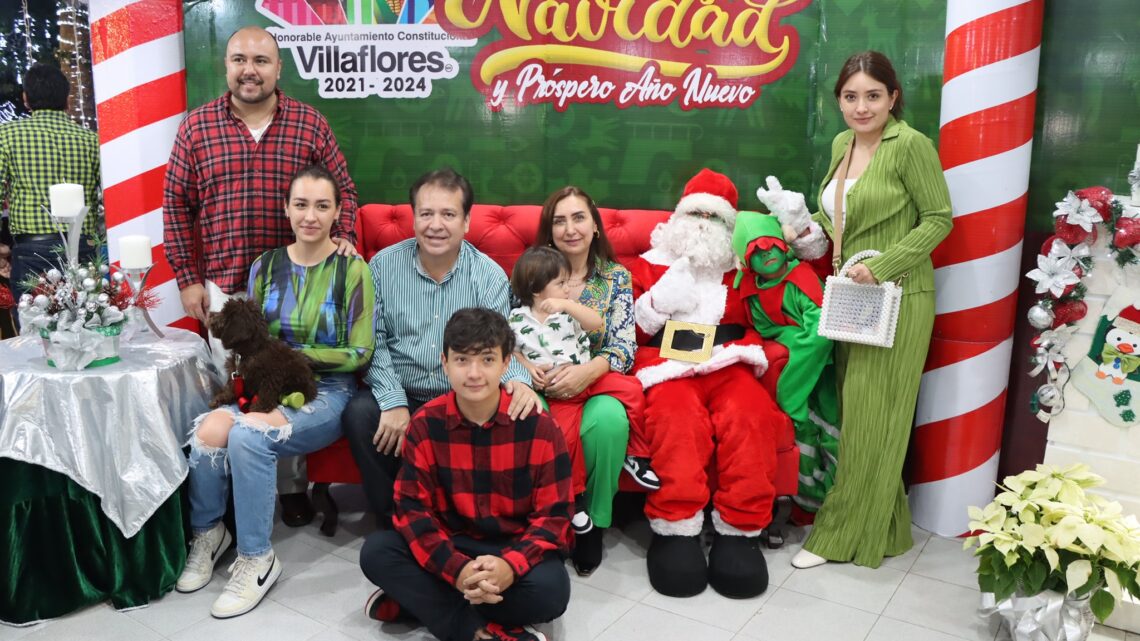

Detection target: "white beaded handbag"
[816, 141, 902, 348]
[818, 250, 902, 348]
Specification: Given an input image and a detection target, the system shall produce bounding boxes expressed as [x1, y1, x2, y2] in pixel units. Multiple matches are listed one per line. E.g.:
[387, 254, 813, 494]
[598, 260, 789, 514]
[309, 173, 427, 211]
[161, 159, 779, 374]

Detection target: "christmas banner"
[182, 1, 1139, 216]
[183, 0, 949, 210]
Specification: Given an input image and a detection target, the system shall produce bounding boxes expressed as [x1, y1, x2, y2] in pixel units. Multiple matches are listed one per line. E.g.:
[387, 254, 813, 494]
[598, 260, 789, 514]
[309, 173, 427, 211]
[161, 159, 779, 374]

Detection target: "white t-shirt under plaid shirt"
[509, 306, 592, 368]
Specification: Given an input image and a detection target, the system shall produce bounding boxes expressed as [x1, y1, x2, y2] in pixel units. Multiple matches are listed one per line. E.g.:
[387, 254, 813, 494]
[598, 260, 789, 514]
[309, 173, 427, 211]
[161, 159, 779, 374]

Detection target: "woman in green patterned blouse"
[534, 186, 642, 576]
[180, 165, 375, 618]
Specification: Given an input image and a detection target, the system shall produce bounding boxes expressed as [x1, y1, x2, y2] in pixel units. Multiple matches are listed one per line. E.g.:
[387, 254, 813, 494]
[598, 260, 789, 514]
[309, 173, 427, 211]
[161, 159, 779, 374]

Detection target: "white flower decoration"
[1029, 325, 1078, 377]
[1026, 254, 1081, 297]
[1046, 240, 1091, 266]
[1039, 325, 1077, 349]
[1053, 191, 1101, 232]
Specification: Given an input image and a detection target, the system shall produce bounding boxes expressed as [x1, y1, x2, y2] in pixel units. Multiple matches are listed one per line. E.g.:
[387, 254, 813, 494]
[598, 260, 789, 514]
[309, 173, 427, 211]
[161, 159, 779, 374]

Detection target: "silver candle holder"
[117, 264, 165, 338]
[45, 204, 89, 267]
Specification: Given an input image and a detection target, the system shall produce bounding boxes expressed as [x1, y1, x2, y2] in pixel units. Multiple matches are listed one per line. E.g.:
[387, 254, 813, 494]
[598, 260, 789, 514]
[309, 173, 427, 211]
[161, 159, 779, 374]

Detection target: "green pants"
[804, 292, 934, 567]
[580, 395, 630, 528]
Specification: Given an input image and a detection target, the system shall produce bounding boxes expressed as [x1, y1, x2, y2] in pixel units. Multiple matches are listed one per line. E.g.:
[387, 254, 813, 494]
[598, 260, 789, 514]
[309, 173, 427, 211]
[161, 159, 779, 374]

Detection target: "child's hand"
[536, 298, 566, 315]
[516, 354, 551, 390]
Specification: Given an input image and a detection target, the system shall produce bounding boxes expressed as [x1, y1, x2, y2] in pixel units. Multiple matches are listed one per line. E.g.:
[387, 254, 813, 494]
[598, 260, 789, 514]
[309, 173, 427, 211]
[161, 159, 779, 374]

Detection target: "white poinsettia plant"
[965, 463, 1140, 622]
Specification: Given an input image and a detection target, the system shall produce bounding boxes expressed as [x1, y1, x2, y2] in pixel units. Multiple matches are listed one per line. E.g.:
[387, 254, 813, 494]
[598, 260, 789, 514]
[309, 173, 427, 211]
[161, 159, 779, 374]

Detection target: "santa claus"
[631, 168, 789, 598]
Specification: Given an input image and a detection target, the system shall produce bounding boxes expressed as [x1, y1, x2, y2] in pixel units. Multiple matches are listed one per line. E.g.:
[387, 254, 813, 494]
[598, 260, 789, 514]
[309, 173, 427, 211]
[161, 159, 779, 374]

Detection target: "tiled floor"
[2, 486, 1136, 641]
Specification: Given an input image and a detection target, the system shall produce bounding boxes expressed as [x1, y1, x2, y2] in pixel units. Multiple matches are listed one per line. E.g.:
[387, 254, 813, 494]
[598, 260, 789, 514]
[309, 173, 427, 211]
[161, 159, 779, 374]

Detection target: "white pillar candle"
[119, 235, 153, 269]
[49, 183, 85, 219]
[1135, 142, 1140, 166]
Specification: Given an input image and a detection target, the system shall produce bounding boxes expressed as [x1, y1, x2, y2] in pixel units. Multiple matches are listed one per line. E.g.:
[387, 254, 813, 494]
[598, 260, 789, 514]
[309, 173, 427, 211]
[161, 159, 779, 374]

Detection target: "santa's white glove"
[649, 258, 698, 315]
[756, 176, 811, 236]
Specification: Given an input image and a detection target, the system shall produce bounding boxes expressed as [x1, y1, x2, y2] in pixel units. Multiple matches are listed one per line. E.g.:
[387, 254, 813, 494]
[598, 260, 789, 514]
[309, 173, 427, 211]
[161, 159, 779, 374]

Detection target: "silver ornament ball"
[111, 272, 126, 284]
[46, 268, 62, 283]
[33, 295, 49, 309]
[99, 264, 110, 275]
[85, 301, 99, 312]
[1027, 304, 1054, 330]
[77, 268, 90, 280]
[97, 293, 110, 304]
[1036, 384, 1062, 408]
[82, 278, 97, 291]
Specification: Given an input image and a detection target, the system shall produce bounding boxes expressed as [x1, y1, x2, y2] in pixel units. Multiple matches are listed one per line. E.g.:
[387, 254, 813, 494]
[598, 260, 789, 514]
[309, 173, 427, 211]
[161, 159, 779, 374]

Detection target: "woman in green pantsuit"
[533, 186, 639, 576]
[789, 51, 952, 569]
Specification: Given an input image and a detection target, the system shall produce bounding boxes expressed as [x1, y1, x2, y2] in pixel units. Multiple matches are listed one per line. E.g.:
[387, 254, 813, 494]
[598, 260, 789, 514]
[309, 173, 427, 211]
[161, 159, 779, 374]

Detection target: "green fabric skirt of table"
[0, 457, 187, 624]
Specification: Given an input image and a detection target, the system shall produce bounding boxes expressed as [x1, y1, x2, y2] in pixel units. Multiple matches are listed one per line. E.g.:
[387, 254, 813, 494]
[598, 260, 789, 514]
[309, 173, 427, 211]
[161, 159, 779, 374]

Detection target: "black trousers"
[342, 389, 426, 523]
[360, 530, 570, 641]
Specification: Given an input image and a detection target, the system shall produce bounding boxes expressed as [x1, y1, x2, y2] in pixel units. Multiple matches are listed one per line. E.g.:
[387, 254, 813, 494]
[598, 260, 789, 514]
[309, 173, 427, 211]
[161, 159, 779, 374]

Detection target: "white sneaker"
[210, 551, 282, 618]
[176, 522, 232, 593]
[791, 548, 828, 569]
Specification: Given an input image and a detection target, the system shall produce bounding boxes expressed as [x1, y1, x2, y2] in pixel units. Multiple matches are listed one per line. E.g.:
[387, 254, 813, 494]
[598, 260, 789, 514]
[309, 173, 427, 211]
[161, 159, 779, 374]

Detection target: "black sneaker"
[623, 456, 661, 490]
[364, 588, 415, 623]
[572, 526, 604, 577]
[484, 622, 548, 641]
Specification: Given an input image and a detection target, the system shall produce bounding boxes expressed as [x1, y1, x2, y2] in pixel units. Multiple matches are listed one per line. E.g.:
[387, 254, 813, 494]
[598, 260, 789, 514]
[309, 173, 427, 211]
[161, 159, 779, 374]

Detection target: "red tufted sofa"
[307, 204, 798, 543]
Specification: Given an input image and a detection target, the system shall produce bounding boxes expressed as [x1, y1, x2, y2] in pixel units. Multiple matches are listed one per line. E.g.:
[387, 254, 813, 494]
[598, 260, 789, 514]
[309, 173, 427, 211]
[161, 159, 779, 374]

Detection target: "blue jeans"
[188, 374, 354, 556]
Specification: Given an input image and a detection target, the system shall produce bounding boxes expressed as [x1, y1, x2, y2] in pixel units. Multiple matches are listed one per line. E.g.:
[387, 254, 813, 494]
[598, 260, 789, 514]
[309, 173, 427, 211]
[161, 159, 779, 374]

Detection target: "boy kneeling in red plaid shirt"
[360, 307, 572, 641]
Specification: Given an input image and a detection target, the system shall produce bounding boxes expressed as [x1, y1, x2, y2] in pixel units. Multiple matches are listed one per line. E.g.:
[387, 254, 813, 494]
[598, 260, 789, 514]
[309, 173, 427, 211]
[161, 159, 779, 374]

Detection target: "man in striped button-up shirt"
[343, 168, 539, 522]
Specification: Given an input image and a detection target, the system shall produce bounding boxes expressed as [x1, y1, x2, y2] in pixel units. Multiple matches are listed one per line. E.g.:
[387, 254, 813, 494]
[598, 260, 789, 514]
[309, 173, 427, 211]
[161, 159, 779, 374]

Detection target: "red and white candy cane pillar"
[88, 0, 192, 330]
[908, 0, 1044, 536]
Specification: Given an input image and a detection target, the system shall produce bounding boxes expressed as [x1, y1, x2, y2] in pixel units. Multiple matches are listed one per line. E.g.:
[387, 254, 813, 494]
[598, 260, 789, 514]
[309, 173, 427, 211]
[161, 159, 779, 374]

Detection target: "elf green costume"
[731, 211, 839, 513]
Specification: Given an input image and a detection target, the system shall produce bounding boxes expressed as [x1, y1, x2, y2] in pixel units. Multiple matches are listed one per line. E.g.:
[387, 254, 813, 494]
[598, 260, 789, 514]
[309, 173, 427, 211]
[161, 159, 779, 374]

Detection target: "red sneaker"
[484, 622, 548, 641]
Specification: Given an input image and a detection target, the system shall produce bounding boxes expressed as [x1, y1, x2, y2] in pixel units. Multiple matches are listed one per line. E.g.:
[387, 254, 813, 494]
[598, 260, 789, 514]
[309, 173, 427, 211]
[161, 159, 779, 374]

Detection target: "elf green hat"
[732, 210, 788, 262]
[732, 211, 793, 289]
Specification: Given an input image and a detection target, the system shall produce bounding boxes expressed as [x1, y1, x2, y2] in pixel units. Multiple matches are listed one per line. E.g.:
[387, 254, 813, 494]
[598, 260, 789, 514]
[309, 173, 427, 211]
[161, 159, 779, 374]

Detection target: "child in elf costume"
[731, 210, 840, 516]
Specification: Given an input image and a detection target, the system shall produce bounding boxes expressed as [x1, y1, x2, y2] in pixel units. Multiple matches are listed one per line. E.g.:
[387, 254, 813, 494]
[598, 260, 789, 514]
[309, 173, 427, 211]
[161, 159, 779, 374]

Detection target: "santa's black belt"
[646, 323, 745, 350]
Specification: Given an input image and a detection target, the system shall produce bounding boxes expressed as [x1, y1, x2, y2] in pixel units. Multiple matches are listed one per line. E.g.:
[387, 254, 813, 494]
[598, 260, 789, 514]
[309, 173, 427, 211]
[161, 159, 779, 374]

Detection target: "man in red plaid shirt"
[163, 26, 358, 525]
[360, 308, 572, 641]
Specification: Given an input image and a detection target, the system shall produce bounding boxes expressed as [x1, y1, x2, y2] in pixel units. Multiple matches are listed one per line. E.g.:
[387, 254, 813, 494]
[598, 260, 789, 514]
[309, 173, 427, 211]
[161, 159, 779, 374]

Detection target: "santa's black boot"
[708, 532, 769, 598]
[647, 533, 707, 597]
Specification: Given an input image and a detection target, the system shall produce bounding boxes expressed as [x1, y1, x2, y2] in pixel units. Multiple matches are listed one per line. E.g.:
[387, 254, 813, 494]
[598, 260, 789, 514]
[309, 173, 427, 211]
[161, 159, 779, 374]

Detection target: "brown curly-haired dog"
[208, 298, 317, 413]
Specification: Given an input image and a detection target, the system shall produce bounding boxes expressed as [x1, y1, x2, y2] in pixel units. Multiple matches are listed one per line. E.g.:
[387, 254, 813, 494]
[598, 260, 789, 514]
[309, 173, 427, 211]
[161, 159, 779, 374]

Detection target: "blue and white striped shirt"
[365, 239, 531, 410]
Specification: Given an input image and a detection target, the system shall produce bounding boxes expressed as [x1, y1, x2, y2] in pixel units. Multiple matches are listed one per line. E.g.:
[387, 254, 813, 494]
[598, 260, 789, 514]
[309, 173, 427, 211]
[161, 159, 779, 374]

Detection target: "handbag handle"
[838, 250, 882, 277]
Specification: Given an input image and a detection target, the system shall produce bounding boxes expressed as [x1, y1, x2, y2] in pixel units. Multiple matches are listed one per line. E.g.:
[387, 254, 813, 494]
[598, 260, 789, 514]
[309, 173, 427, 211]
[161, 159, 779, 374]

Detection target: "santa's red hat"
[1114, 305, 1140, 334]
[674, 168, 739, 228]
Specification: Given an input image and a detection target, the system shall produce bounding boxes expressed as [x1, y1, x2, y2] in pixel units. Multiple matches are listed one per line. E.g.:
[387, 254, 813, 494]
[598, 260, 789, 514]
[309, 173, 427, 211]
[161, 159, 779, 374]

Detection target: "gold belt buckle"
[658, 320, 716, 363]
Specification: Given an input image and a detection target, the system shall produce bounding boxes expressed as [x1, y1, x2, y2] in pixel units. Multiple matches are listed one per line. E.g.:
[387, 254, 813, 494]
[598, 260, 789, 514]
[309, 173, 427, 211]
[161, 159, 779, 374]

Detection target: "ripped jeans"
[188, 374, 354, 556]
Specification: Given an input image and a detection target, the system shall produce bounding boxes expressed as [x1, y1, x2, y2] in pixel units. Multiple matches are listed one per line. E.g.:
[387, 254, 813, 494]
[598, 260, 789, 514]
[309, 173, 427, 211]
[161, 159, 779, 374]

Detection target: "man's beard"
[650, 214, 735, 272]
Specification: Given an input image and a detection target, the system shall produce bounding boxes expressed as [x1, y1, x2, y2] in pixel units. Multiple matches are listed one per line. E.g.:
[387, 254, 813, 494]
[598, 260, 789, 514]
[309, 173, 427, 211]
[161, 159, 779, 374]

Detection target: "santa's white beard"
[650, 215, 735, 272]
